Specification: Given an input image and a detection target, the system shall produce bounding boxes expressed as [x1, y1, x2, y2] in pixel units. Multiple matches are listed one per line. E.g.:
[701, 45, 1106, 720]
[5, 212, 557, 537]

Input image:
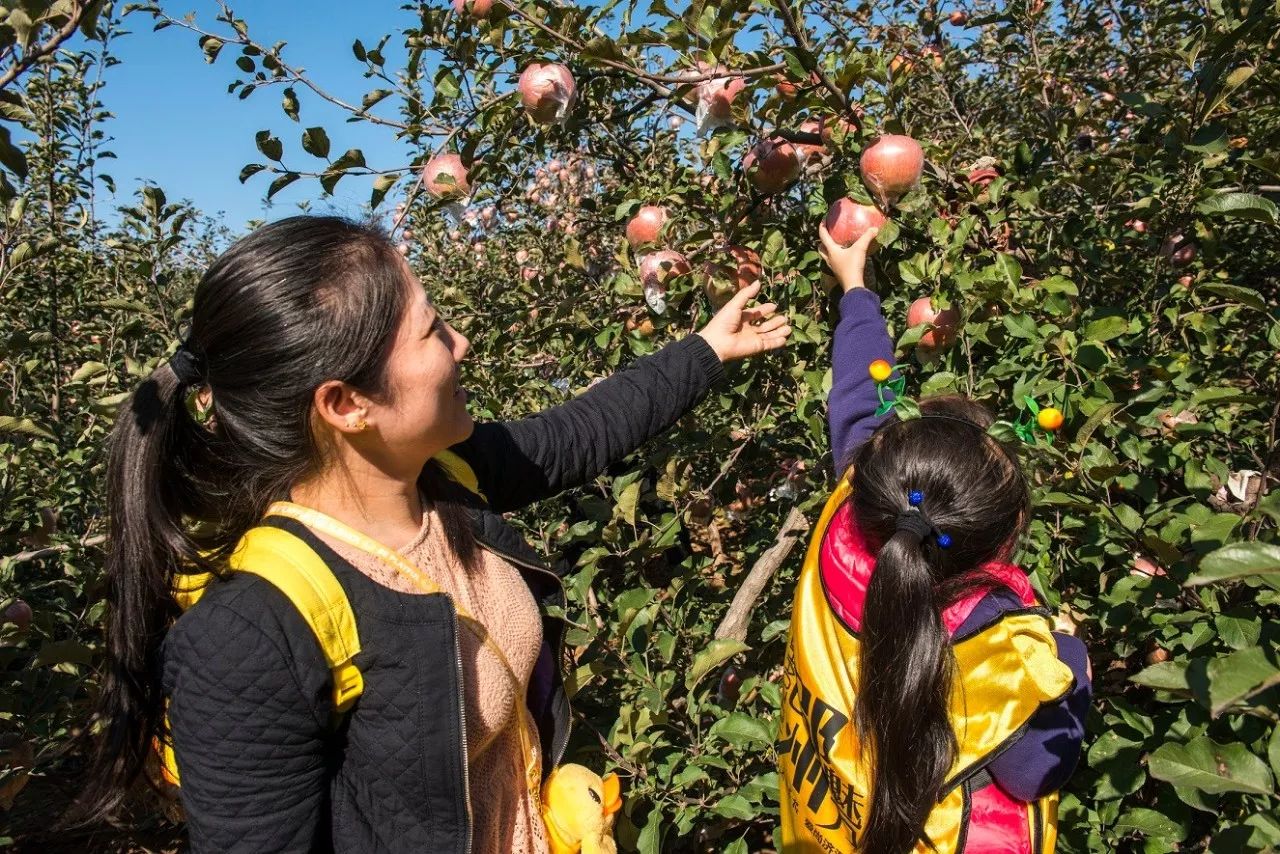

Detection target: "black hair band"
[169, 342, 207, 387]
[895, 509, 934, 544]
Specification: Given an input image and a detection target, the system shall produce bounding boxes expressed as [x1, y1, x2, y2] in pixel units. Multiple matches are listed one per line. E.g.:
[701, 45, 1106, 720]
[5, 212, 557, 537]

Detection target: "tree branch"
[0, 2, 89, 91]
[714, 507, 810, 643]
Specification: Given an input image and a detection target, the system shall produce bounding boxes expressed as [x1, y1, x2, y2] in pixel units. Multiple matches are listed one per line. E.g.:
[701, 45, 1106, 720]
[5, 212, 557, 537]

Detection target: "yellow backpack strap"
[228, 525, 364, 713]
[433, 448, 487, 503]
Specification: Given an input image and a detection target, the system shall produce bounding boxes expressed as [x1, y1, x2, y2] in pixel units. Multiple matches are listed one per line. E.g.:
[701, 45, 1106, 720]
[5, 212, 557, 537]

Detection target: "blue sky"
[103, 1, 420, 228]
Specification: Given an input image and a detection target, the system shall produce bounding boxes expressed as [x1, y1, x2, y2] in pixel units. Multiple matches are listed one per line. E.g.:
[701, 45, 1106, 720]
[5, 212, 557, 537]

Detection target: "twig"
[770, 0, 850, 114]
[4, 534, 106, 566]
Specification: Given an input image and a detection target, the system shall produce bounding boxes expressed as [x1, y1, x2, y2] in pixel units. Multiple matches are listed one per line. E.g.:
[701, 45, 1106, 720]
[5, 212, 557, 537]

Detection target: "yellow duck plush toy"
[541, 763, 622, 854]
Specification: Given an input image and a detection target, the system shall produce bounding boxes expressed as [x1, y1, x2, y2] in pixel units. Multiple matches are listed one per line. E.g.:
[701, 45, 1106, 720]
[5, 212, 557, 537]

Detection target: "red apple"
[794, 118, 825, 164]
[422, 153, 470, 200]
[639, 250, 691, 288]
[1131, 556, 1166, 578]
[451, 0, 492, 17]
[949, 10, 969, 25]
[3, 600, 31, 631]
[860, 134, 924, 206]
[823, 198, 887, 247]
[967, 167, 1000, 188]
[1160, 234, 1197, 267]
[820, 113, 860, 145]
[625, 205, 668, 249]
[518, 62, 576, 125]
[907, 296, 961, 349]
[702, 246, 763, 307]
[695, 63, 745, 121]
[744, 137, 801, 195]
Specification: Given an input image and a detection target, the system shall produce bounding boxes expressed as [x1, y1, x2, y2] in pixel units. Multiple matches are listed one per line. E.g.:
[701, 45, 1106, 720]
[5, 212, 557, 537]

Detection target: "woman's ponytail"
[849, 395, 1031, 854]
[74, 360, 213, 822]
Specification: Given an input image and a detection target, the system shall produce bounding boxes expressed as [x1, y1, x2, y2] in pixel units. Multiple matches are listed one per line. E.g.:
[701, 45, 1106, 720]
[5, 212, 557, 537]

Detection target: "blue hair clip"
[908, 490, 924, 506]
[936, 533, 952, 549]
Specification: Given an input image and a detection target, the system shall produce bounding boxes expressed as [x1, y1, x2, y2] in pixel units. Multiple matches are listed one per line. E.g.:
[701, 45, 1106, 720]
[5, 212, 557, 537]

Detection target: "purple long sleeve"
[828, 288, 896, 469]
[956, 589, 1092, 801]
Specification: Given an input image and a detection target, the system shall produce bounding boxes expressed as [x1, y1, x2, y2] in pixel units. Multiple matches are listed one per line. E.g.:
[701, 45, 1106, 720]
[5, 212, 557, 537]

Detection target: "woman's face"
[365, 274, 473, 467]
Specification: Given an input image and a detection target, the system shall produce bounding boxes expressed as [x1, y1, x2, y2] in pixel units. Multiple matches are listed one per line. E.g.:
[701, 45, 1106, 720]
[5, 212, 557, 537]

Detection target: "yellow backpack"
[157, 450, 483, 786]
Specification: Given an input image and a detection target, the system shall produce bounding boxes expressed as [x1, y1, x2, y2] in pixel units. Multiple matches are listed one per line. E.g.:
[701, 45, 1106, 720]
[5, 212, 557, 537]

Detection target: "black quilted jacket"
[161, 335, 725, 853]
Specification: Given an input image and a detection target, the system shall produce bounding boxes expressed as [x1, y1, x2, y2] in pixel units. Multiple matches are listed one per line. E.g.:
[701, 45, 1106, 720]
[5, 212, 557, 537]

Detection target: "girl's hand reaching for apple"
[818, 223, 879, 292]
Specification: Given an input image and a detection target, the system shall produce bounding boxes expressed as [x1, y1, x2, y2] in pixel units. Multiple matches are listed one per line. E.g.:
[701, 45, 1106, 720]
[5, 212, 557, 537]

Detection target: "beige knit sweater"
[308, 504, 551, 854]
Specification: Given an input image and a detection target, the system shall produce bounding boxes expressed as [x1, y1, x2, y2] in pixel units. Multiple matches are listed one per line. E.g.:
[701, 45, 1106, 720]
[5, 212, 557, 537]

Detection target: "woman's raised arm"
[450, 283, 790, 513]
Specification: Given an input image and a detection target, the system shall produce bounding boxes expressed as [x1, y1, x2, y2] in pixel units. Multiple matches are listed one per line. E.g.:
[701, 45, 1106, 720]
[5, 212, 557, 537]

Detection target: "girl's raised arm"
[819, 225, 895, 468]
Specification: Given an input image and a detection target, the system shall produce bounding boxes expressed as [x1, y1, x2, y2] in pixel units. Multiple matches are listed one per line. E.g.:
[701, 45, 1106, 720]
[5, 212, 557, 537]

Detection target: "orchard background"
[1, 0, 1278, 850]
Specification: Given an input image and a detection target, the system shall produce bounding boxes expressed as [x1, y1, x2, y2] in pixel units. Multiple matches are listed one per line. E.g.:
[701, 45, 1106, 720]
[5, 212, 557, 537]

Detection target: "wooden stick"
[714, 506, 810, 643]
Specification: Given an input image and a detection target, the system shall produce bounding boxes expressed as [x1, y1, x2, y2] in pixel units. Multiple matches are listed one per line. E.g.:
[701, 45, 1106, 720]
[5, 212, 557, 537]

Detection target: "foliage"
[2, 0, 1279, 851]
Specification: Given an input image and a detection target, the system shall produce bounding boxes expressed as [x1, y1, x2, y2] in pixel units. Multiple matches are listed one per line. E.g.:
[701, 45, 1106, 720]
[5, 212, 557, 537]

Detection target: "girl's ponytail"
[857, 532, 954, 853]
[849, 396, 1030, 854]
[75, 359, 212, 822]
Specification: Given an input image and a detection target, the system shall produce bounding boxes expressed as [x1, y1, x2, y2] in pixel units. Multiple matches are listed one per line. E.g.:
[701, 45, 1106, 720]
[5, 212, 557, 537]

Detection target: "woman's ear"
[313, 380, 373, 433]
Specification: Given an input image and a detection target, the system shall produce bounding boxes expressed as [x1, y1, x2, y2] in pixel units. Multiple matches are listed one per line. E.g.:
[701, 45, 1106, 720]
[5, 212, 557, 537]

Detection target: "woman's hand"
[818, 223, 879, 292]
[696, 282, 793, 363]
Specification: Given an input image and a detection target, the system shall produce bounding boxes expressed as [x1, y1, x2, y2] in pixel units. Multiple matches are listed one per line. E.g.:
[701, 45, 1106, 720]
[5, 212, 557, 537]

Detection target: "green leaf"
[1187, 542, 1280, 592]
[371, 173, 397, 208]
[199, 34, 224, 63]
[1083, 315, 1128, 342]
[1114, 807, 1186, 841]
[281, 87, 300, 121]
[330, 149, 366, 172]
[1131, 660, 1190, 691]
[1197, 284, 1266, 311]
[34, 640, 95, 667]
[266, 172, 300, 200]
[686, 638, 750, 691]
[615, 480, 641, 526]
[301, 127, 331, 160]
[1148, 735, 1275, 795]
[255, 130, 283, 162]
[69, 361, 108, 383]
[0, 416, 54, 440]
[1197, 192, 1278, 224]
[710, 712, 773, 747]
[1207, 646, 1280, 716]
[0, 126, 29, 178]
[636, 807, 664, 854]
[714, 792, 756, 820]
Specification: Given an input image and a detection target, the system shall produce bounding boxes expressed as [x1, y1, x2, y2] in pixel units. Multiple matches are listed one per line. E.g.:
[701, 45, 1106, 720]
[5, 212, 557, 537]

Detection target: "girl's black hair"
[72, 215, 476, 823]
[848, 395, 1030, 854]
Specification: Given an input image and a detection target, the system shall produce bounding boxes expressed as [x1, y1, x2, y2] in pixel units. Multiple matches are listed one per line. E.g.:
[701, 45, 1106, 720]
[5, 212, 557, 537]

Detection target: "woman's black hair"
[72, 215, 477, 824]
[848, 395, 1031, 854]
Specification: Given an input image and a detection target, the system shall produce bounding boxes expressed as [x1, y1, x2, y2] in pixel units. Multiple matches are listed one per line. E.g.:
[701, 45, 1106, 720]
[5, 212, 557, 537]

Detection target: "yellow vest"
[778, 477, 1074, 853]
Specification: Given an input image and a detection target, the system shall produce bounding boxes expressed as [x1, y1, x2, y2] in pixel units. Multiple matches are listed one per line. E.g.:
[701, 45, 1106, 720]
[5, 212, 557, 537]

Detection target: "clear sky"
[102, 1, 419, 229]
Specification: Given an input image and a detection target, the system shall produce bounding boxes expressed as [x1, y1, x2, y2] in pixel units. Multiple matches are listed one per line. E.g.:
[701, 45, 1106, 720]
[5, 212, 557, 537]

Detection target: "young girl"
[778, 225, 1091, 854]
[74, 216, 792, 852]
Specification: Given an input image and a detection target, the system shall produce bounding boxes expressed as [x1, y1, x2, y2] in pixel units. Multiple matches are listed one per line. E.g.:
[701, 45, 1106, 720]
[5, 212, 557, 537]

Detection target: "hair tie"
[895, 510, 933, 544]
[169, 341, 207, 387]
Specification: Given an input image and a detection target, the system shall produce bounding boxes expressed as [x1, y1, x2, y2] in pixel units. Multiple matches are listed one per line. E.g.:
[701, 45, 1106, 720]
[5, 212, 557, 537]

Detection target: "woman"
[77, 216, 792, 852]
